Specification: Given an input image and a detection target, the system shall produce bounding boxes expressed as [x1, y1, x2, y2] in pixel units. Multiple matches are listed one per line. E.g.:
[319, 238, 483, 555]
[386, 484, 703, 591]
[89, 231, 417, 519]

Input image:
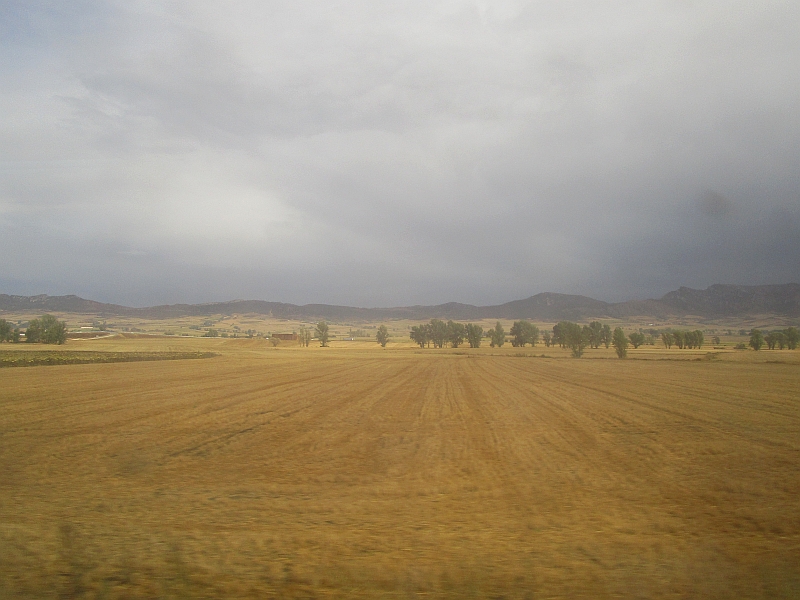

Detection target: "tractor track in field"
[1, 345, 799, 599]
[491, 357, 800, 450]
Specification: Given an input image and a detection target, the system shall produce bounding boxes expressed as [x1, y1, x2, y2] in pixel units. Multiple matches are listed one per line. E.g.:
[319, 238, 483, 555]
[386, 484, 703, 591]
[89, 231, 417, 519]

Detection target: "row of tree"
[409, 320, 484, 348]
[401, 319, 779, 359]
[549, 321, 613, 351]
[660, 330, 704, 349]
[0, 315, 67, 344]
[408, 320, 549, 349]
[549, 323, 631, 359]
[404, 319, 616, 356]
[545, 321, 615, 357]
[749, 328, 799, 350]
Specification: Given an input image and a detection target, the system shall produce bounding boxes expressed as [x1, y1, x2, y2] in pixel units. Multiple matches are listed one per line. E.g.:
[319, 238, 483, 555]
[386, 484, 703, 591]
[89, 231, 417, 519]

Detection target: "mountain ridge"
[1, 284, 799, 321]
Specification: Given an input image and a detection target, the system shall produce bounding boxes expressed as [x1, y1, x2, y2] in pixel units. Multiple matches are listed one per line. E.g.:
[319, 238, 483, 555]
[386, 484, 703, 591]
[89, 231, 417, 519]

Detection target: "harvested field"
[1, 338, 798, 598]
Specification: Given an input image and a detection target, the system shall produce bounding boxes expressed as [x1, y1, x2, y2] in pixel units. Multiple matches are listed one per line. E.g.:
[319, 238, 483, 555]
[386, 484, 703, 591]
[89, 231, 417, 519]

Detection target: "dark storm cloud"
[1, 1, 799, 306]
[698, 190, 732, 218]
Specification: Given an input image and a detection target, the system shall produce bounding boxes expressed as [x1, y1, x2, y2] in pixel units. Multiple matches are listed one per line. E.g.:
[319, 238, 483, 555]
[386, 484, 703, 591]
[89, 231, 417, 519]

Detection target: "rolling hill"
[1, 284, 799, 321]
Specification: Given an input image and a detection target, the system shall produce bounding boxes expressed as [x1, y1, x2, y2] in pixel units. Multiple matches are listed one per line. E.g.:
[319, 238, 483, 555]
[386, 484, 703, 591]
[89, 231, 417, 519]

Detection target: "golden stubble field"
[1, 336, 799, 599]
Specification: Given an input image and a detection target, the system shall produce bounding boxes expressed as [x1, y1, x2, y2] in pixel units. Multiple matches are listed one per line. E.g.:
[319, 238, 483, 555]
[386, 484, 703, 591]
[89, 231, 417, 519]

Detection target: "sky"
[1, 1, 799, 307]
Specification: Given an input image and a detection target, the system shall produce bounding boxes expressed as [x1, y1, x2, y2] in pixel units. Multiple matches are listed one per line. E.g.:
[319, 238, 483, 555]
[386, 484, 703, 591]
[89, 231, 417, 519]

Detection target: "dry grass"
[1, 336, 798, 598]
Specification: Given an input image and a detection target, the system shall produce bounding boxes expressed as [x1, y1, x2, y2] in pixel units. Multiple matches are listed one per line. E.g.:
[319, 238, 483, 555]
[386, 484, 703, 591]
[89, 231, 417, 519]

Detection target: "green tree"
[465, 323, 482, 348]
[765, 332, 775, 350]
[685, 330, 703, 349]
[376, 325, 390, 347]
[542, 331, 552, 347]
[410, 324, 429, 348]
[661, 331, 674, 349]
[587, 321, 603, 349]
[510, 320, 538, 347]
[695, 330, 704, 349]
[749, 329, 764, 351]
[673, 330, 685, 349]
[298, 326, 312, 347]
[25, 319, 41, 343]
[785, 327, 799, 350]
[529, 322, 540, 346]
[612, 327, 628, 358]
[490, 321, 505, 348]
[203, 328, 219, 338]
[510, 321, 524, 347]
[600, 324, 612, 349]
[429, 319, 448, 348]
[628, 332, 645, 349]
[0, 319, 11, 342]
[766, 331, 786, 350]
[582, 325, 593, 348]
[552, 322, 567, 348]
[41, 315, 67, 344]
[684, 331, 693, 348]
[446, 321, 465, 348]
[315, 321, 330, 347]
[562, 321, 587, 357]
[775, 332, 787, 350]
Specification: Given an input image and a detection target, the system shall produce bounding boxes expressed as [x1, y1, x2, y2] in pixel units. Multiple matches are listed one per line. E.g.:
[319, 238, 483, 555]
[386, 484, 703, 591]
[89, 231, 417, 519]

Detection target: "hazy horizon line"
[3, 281, 798, 311]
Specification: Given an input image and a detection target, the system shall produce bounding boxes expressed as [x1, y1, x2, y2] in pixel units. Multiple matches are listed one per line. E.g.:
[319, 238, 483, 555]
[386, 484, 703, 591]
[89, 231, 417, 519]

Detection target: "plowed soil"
[1, 339, 798, 598]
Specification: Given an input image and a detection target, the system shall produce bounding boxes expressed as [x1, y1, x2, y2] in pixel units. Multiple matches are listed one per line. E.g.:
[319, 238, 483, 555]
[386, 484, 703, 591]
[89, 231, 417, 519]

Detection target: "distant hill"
[2, 284, 799, 321]
[655, 284, 800, 317]
[486, 293, 614, 321]
[0, 294, 132, 315]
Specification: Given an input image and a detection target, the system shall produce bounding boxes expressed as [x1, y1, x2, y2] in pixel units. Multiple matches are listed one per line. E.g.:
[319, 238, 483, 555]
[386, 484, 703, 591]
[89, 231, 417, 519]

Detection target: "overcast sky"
[1, 1, 799, 307]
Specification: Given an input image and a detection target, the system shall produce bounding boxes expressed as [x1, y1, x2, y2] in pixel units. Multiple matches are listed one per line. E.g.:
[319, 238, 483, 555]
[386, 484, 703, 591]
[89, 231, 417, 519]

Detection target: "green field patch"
[0, 350, 217, 368]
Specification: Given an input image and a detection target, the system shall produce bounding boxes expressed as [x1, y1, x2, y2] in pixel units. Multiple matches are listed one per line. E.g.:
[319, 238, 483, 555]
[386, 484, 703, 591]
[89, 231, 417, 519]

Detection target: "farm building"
[272, 333, 298, 341]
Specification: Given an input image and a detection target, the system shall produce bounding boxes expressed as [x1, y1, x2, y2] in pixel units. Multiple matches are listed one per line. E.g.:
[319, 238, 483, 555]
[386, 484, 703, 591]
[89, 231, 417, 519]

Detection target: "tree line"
[659, 330, 704, 349]
[547, 321, 613, 355]
[396, 319, 800, 359]
[0, 315, 67, 344]
[409, 319, 482, 348]
[748, 327, 798, 350]
[404, 319, 616, 356]
[9, 314, 793, 354]
[539, 320, 634, 358]
[401, 319, 636, 358]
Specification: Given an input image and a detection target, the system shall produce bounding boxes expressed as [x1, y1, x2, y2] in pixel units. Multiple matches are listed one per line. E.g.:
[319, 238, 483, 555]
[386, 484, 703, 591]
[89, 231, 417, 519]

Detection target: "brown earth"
[1, 338, 798, 598]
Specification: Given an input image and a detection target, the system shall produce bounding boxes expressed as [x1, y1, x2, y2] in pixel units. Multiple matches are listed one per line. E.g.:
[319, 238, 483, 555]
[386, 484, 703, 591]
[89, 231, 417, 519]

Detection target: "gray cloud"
[1, 1, 799, 307]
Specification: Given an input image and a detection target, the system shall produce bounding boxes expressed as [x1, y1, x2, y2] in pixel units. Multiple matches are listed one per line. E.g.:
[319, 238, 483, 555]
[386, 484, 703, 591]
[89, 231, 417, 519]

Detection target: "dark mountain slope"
[0, 294, 131, 315]
[655, 284, 800, 317]
[2, 284, 798, 321]
[487, 293, 612, 321]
